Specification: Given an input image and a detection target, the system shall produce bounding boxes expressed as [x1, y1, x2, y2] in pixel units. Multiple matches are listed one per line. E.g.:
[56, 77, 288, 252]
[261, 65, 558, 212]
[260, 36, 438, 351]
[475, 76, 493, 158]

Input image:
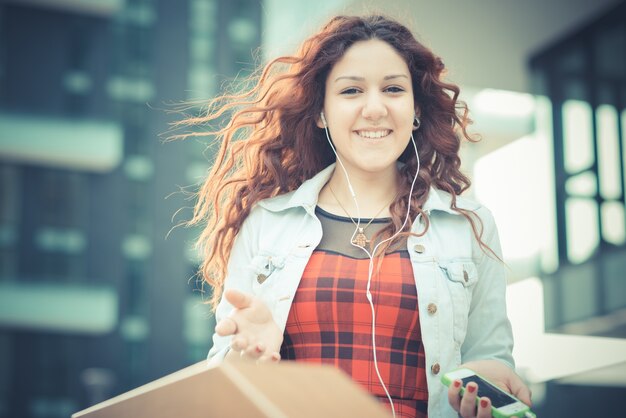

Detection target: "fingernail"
[467, 384, 476, 393]
[480, 398, 489, 408]
[453, 380, 462, 388]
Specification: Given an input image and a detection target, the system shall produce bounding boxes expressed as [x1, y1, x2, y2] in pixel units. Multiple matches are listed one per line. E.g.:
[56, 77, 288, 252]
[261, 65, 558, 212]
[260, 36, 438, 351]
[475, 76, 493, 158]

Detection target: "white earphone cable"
[321, 112, 421, 418]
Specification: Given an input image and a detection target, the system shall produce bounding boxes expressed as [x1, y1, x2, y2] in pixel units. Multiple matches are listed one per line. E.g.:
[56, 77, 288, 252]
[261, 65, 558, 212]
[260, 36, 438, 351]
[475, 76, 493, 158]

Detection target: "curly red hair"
[179, 15, 487, 310]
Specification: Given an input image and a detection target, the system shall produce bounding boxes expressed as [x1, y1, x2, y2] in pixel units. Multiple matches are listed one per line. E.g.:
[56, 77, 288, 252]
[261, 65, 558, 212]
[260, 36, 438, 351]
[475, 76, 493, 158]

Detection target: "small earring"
[413, 116, 421, 130]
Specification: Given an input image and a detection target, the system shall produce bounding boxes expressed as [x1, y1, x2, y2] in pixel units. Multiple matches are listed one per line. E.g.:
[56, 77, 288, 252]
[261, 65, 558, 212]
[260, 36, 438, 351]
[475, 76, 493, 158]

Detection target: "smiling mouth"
[355, 130, 392, 139]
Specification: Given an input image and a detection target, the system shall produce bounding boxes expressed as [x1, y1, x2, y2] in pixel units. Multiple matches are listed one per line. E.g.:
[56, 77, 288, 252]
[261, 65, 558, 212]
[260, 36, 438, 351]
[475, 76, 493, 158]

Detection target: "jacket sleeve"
[461, 206, 515, 369]
[206, 208, 260, 367]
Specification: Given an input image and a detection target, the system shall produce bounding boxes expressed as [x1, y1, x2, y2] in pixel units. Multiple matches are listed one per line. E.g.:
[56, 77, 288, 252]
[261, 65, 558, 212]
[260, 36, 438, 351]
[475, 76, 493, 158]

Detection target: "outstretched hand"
[215, 289, 283, 363]
[447, 360, 532, 418]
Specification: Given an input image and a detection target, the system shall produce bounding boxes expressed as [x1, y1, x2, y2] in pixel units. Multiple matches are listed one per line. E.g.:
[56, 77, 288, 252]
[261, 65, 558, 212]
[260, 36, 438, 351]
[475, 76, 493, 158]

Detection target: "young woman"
[186, 14, 531, 418]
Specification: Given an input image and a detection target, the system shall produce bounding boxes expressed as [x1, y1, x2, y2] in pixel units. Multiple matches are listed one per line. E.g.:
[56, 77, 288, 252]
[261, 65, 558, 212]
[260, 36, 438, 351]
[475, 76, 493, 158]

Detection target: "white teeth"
[357, 130, 390, 139]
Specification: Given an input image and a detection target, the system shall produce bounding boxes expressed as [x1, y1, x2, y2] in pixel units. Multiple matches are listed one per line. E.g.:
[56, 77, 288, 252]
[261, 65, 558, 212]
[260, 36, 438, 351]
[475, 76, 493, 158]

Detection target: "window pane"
[596, 105, 621, 199]
[594, 24, 625, 78]
[0, 166, 20, 223]
[601, 201, 625, 245]
[563, 100, 594, 173]
[565, 171, 596, 197]
[623, 109, 626, 206]
[565, 197, 599, 263]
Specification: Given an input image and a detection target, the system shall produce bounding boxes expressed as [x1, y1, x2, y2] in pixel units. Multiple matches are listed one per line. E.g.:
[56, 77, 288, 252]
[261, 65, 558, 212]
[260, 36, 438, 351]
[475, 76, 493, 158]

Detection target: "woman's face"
[319, 38, 416, 178]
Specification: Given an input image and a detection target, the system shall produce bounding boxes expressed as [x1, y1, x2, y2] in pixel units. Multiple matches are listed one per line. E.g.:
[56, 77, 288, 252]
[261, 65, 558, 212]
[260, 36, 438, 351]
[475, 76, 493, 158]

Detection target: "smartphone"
[441, 368, 536, 418]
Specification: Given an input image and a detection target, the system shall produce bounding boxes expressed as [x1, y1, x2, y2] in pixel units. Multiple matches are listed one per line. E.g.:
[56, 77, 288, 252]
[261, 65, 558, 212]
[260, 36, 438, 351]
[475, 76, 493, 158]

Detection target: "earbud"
[413, 115, 421, 130]
[320, 111, 327, 128]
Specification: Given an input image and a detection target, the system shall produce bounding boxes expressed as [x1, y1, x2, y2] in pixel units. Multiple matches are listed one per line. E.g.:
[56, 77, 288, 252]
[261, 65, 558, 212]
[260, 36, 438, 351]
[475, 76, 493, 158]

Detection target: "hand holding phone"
[442, 368, 536, 418]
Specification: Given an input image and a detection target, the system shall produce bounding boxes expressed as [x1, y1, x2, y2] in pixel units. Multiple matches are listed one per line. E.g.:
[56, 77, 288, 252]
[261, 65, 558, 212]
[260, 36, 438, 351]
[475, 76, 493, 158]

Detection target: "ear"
[316, 112, 325, 129]
[413, 107, 422, 131]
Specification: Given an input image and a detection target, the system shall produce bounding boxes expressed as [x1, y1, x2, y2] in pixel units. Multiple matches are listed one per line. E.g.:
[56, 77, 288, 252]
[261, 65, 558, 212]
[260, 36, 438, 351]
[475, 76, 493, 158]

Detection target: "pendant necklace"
[328, 184, 395, 247]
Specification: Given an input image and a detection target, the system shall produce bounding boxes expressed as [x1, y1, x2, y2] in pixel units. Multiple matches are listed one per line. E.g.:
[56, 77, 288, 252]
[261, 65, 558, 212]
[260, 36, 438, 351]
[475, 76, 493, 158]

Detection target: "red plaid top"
[280, 249, 429, 418]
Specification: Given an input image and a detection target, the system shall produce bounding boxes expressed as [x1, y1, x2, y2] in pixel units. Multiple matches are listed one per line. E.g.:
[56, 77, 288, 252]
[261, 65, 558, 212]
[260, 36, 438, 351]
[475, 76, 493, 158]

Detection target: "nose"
[361, 92, 388, 122]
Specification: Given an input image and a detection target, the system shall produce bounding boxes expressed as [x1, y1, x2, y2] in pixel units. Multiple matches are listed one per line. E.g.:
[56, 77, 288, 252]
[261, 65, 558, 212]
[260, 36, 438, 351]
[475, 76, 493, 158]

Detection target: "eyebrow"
[334, 74, 409, 82]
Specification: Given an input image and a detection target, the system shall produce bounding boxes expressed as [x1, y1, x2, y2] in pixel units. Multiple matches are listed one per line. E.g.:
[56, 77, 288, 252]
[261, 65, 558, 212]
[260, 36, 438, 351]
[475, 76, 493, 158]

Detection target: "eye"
[384, 85, 406, 93]
[340, 87, 362, 95]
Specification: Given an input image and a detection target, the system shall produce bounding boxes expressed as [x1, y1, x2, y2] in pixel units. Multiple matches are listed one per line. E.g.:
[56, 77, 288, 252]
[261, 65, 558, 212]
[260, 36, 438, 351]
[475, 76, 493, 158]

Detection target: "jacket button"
[413, 244, 426, 254]
[431, 363, 441, 375]
[427, 303, 437, 315]
[257, 274, 267, 284]
[463, 269, 469, 282]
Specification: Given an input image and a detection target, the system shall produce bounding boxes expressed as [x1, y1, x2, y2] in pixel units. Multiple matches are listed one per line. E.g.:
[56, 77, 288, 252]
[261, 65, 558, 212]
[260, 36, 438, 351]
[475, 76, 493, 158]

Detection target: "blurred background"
[0, 0, 625, 416]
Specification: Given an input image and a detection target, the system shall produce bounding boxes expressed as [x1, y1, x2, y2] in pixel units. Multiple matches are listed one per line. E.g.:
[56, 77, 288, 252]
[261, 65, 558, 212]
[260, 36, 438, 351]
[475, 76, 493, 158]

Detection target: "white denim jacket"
[207, 164, 514, 418]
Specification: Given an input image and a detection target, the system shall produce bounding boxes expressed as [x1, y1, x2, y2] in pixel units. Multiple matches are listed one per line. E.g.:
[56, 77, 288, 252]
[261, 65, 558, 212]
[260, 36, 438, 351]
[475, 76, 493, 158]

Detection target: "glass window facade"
[0, 0, 261, 416]
[530, 2, 626, 336]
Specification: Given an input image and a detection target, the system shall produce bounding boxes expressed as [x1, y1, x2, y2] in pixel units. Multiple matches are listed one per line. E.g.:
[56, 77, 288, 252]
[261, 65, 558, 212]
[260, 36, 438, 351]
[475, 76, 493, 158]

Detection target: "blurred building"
[528, 4, 626, 415]
[0, 0, 261, 416]
[0, 0, 625, 417]
[530, 1, 626, 339]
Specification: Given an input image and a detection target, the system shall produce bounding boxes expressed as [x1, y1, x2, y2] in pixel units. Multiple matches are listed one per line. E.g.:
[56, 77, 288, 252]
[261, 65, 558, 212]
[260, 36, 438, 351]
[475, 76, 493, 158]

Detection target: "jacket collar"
[423, 186, 464, 215]
[257, 165, 334, 214]
[257, 163, 463, 215]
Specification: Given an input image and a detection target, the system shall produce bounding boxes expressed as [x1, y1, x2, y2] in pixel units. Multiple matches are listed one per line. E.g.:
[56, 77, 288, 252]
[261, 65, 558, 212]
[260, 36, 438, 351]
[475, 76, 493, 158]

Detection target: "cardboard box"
[72, 360, 392, 417]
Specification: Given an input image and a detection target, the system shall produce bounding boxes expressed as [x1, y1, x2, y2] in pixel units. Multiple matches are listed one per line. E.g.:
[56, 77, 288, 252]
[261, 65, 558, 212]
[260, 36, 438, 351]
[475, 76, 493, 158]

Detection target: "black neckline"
[315, 205, 392, 224]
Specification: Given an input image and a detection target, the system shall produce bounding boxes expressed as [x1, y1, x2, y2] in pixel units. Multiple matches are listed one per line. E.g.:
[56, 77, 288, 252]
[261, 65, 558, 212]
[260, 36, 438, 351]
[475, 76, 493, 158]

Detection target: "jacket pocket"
[250, 252, 286, 294]
[440, 260, 478, 344]
[442, 261, 478, 288]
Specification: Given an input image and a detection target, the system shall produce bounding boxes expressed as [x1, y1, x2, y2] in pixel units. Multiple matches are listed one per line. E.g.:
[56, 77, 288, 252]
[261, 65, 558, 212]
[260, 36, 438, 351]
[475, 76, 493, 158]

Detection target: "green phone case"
[440, 368, 536, 418]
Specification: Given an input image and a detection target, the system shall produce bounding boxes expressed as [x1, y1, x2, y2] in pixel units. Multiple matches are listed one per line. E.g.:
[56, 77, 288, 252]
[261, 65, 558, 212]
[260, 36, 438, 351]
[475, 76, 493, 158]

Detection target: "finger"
[230, 335, 248, 352]
[477, 397, 491, 418]
[514, 382, 533, 406]
[215, 317, 237, 336]
[505, 371, 533, 407]
[244, 342, 265, 359]
[447, 379, 462, 411]
[258, 351, 281, 364]
[224, 289, 253, 309]
[459, 382, 478, 417]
